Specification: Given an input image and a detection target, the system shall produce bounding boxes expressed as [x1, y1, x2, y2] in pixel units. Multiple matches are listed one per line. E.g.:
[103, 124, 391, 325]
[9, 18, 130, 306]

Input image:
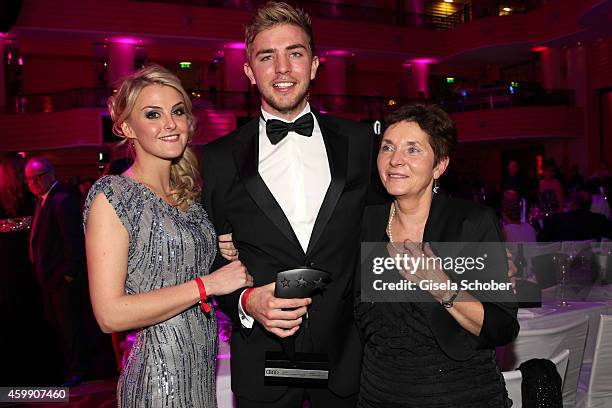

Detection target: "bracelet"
[441, 289, 460, 309]
[241, 288, 254, 314]
[195, 277, 212, 313]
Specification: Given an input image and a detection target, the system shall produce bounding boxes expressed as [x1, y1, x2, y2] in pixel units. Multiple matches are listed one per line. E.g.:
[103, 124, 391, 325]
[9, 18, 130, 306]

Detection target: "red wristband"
[241, 287, 254, 314]
[195, 277, 211, 313]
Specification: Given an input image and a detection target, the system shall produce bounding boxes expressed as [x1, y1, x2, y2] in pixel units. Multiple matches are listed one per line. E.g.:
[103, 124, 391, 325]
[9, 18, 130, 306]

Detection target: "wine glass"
[554, 253, 570, 307]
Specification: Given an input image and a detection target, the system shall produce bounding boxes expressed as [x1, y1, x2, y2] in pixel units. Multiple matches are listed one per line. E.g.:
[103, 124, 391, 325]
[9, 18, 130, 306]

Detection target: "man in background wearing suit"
[26, 157, 88, 387]
[201, 2, 375, 407]
[540, 190, 612, 241]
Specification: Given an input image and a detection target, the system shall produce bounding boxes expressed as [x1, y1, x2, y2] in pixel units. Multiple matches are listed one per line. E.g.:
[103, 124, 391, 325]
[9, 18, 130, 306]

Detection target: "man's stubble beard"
[261, 83, 310, 117]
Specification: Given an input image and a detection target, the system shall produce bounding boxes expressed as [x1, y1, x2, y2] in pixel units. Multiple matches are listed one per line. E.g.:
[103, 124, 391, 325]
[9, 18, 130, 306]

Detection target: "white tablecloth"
[517, 300, 612, 364]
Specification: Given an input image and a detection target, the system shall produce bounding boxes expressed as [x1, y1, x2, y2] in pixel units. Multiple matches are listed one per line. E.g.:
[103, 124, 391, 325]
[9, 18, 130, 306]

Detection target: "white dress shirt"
[239, 104, 331, 328]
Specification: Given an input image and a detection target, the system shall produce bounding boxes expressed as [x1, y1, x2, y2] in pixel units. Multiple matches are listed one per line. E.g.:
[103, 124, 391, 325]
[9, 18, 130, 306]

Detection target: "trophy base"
[264, 351, 329, 387]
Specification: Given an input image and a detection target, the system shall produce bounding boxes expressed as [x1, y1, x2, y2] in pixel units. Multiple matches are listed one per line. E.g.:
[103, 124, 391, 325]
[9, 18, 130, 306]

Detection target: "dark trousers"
[236, 388, 357, 408]
[41, 282, 88, 378]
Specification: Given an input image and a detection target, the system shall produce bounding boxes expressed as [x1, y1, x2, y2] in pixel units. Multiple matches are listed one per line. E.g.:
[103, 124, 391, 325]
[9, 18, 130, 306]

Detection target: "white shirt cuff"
[238, 289, 254, 328]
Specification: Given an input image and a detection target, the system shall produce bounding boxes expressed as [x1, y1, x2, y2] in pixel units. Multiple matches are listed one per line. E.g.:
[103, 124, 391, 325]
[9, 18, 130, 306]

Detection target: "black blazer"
[30, 183, 86, 287]
[360, 194, 519, 361]
[201, 113, 375, 400]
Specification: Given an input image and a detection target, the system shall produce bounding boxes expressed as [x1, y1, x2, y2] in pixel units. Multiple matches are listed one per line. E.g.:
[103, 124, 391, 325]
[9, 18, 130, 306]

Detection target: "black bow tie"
[265, 113, 314, 145]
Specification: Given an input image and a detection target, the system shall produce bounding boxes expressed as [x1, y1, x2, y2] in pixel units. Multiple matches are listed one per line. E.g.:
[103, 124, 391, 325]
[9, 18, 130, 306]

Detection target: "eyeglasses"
[25, 171, 49, 182]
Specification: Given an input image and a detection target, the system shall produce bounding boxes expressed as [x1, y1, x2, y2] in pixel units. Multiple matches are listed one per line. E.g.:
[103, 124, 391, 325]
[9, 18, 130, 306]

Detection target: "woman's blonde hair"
[108, 64, 201, 208]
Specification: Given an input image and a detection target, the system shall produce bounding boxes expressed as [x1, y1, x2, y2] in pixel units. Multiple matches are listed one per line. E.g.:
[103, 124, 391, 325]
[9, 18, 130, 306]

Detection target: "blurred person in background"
[0, 154, 35, 219]
[538, 159, 565, 214]
[568, 164, 584, 193]
[25, 156, 89, 387]
[584, 177, 611, 220]
[501, 189, 536, 242]
[540, 191, 612, 242]
[501, 160, 528, 200]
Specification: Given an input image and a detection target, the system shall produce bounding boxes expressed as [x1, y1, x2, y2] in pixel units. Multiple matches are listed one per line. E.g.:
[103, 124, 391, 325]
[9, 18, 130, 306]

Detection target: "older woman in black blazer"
[356, 104, 518, 408]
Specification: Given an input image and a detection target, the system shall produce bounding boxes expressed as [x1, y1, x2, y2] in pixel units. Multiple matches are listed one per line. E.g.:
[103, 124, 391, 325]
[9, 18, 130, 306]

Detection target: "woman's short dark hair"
[383, 104, 457, 166]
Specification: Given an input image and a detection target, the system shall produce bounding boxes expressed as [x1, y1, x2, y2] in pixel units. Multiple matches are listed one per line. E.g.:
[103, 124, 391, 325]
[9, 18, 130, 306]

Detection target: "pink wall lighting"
[224, 42, 246, 50]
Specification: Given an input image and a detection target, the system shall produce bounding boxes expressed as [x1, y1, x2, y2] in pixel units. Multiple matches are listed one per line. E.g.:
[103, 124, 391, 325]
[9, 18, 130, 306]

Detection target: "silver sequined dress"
[83, 175, 218, 408]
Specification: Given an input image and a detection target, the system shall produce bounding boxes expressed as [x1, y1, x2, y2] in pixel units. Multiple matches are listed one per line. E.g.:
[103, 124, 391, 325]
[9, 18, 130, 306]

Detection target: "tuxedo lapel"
[232, 117, 303, 253]
[306, 113, 348, 256]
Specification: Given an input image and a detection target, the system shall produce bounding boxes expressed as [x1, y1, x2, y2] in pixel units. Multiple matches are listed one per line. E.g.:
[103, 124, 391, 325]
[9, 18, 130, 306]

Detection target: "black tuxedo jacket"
[201, 113, 375, 400]
[30, 183, 86, 287]
[360, 194, 519, 361]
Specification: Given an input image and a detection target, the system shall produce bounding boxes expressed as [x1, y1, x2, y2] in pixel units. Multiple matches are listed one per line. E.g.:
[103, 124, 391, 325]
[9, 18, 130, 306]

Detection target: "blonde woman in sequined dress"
[83, 65, 253, 407]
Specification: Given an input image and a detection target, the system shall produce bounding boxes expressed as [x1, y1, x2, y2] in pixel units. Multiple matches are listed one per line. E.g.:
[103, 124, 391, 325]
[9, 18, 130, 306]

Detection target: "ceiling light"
[444, 0, 453, 3]
[502, 7, 512, 12]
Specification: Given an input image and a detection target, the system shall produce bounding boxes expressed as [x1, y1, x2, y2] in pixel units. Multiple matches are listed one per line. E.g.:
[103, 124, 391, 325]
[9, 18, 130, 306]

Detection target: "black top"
[355, 194, 519, 407]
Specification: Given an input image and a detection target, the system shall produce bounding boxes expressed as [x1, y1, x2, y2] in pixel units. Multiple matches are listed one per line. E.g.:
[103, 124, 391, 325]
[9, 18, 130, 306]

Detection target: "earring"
[433, 179, 440, 194]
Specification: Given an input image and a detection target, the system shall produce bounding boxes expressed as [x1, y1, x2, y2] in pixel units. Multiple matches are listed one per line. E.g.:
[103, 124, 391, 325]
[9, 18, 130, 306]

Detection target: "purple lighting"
[326, 50, 352, 57]
[109, 36, 139, 45]
[225, 42, 246, 50]
[411, 58, 438, 64]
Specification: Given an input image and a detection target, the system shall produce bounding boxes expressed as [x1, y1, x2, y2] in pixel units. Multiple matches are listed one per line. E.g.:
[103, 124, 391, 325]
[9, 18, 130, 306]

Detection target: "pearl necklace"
[386, 202, 422, 250]
[386, 202, 397, 244]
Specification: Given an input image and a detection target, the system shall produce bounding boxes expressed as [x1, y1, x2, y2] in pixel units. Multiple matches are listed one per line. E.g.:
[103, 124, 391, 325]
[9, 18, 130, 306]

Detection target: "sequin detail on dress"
[83, 175, 218, 408]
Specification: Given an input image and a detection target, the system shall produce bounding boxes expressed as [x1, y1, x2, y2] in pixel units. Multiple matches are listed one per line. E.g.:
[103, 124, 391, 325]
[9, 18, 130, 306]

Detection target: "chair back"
[503, 369, 522, 407]
[502, 349, 570, 408]
[511, 315, 588, 408]
[585, 315, 612, 408]
[552, 348, 571, 385]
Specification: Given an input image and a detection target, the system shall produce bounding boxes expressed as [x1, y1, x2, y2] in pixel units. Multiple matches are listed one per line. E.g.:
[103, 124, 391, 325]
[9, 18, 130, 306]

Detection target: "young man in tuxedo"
[201, 2, 376, 407]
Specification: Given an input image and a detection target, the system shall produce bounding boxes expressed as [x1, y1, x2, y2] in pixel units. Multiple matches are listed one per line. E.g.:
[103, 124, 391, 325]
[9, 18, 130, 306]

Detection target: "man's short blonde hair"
[245, 1, 314, 60]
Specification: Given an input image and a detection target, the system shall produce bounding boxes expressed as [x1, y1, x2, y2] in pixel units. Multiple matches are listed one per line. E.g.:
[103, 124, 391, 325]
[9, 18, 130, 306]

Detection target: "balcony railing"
[132, 0, 544, 30]
[439, 85, 575, 113]
[7, 88, 420, 120]
[9, 88, 115, 115]
[7, 85, 574, 120]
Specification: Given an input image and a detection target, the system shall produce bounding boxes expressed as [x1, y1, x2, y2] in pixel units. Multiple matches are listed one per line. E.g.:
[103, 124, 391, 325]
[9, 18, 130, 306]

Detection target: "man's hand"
[218, 233, 239, 261]
[245, 282, 311, 338]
